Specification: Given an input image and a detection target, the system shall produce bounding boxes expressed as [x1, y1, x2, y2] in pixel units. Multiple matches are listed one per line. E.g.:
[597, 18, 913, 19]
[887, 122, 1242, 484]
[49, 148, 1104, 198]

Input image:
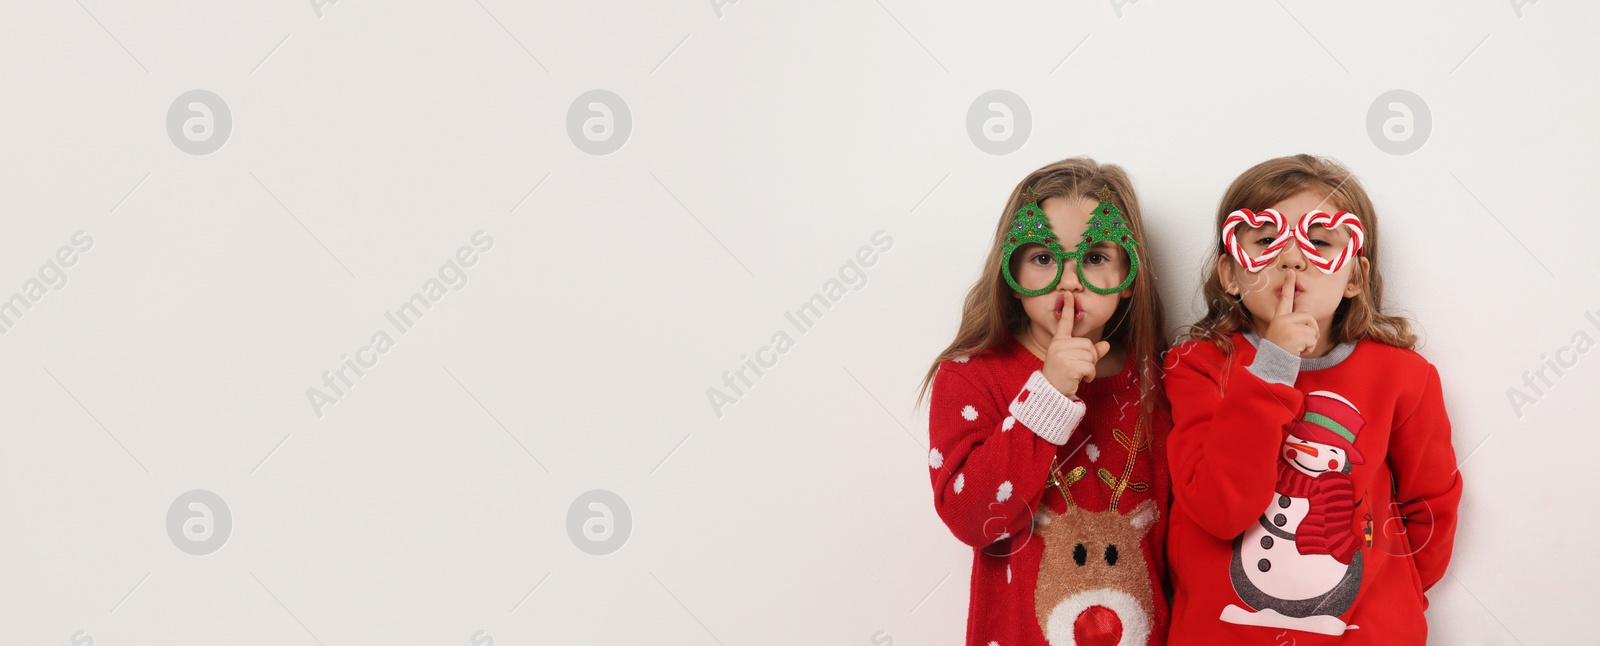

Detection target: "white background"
[1, 1, 1595, 645]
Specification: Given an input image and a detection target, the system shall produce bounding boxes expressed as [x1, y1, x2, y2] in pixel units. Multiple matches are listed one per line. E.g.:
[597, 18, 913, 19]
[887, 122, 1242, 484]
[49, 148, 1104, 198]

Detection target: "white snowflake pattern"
[954, 473, 964, 494]
[961, 405, 979, 421]
[1006, 565, 1012, 583]
[929, 448, 944, 469]
[954, 355, 970, 363]
[1086, 443, 1101, 462]
[996, 480, 1012, 502]
[1002, 416, 1016, 431]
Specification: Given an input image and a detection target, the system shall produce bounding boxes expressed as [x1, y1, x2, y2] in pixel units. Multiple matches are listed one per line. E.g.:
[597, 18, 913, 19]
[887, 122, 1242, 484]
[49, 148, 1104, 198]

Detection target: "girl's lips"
[1051, 294, 1084, 320]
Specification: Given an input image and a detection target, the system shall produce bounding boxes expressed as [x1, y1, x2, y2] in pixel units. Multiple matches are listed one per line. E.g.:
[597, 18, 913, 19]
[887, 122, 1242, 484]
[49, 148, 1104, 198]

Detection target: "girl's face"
[1218, 190, 1367, 331]
[1009, 195, 1133, 342]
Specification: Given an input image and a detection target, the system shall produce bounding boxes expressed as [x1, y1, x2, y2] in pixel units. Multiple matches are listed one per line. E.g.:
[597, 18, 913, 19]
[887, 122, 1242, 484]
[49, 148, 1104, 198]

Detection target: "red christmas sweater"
[1163, 331, 1462, 644]
[928, 333, 1172, 646]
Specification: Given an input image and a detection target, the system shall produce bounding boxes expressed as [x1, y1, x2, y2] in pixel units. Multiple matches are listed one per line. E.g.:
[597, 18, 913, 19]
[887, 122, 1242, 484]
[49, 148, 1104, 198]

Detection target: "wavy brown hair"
[1183, 154, 1415, 354]
[916, 157, 1168, 425]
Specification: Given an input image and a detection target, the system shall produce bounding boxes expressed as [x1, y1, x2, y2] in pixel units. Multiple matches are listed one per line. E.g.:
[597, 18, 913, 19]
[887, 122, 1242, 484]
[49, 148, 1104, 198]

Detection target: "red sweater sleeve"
[1387, 364, 1463, 592]
[927, 365, 1084, 548]
[1164, 345, 1307, 540]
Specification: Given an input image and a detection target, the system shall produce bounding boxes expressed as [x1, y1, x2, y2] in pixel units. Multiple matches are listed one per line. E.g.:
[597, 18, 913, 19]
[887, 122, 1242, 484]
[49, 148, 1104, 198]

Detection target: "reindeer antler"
[1096, 419, 1152, 511]
[1046, 456, 1088, 510]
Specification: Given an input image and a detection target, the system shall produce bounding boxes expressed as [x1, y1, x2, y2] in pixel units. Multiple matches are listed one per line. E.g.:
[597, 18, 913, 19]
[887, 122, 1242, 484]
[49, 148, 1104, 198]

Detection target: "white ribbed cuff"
[1008, 370, 1087, 445]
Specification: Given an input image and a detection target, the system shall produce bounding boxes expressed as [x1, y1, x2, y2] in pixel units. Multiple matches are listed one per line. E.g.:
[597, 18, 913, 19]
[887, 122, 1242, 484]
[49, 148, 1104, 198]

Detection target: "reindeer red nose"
[1073, 605, 1122, 646]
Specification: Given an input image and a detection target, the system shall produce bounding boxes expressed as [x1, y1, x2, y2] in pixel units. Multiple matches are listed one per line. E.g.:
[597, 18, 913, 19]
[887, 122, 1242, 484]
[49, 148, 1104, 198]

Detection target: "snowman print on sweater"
[1221, 391, 1367, 636]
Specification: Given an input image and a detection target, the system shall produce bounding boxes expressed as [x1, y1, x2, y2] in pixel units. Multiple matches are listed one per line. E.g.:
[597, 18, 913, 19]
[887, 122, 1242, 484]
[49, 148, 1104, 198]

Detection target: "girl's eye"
[1031, 253, 1055, 265]
[1084, 252, 1108, 266]
[1254, 236, 1277, 246]
[1311, 239, 1331, 248]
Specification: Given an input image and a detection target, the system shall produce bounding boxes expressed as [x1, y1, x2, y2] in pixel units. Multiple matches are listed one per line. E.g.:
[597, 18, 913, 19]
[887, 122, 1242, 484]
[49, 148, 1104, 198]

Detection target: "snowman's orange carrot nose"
[1286, 442, 1319, 456]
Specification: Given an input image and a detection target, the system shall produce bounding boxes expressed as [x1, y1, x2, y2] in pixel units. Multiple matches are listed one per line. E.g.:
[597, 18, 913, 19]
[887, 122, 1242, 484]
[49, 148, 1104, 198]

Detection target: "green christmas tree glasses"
[1000, 187, 1141, 296]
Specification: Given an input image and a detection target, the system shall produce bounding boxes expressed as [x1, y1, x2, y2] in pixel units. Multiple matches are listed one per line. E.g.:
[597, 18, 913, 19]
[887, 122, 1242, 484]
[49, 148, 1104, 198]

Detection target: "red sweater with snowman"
[928, 334, 1171, 646]
[1163, 331, 1462, 644]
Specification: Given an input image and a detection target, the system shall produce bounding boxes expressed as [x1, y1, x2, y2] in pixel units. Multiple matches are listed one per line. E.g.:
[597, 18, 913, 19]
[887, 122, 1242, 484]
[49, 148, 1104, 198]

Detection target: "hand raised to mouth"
[1043, 292, 1110, 400]
[1264, 268, 1320, 357]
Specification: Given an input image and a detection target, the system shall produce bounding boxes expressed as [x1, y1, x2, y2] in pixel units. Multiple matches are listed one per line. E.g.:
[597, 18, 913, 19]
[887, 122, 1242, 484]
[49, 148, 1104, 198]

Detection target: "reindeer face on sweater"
[1031, 499, 1159, 646]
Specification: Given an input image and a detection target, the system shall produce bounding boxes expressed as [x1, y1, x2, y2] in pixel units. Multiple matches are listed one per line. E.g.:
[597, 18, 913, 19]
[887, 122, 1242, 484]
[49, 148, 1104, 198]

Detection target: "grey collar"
[1243, 329, 1356, 370]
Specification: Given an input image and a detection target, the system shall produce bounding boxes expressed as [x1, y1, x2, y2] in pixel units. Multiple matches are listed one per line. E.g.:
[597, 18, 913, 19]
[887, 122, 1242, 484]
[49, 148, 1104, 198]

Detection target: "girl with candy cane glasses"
[1163, 154, 1461, 643]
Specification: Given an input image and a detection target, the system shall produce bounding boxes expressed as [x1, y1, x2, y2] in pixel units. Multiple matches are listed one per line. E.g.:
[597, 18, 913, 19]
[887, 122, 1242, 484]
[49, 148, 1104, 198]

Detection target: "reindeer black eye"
[1104, 544, 1119, 565]
[1072, 543, 1086, 566]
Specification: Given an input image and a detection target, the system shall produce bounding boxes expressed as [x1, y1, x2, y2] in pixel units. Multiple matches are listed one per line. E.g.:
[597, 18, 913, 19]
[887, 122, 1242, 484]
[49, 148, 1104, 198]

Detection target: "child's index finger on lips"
[1054, 292, 1077, 340]
[1276, 269, 1297, 319]
[1290, 269, 1314, 314]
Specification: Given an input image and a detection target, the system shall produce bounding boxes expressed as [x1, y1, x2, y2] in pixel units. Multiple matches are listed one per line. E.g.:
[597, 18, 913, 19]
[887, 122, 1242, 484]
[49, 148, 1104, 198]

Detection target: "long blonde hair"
[1182, 154, 1415, 354]
[916, 157, 1168, 424]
